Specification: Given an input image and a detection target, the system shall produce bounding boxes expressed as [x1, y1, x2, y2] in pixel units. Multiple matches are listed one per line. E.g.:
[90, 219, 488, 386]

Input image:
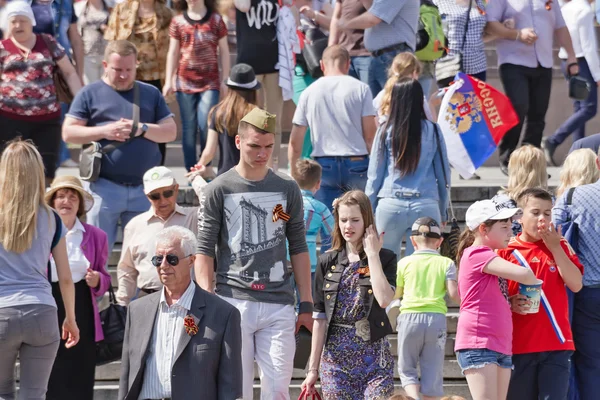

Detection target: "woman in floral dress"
[302, 190, 397, 399]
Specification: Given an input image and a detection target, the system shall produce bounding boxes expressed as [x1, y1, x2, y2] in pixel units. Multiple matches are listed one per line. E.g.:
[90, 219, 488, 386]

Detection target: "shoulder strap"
[566, 187, 576, 206]
[432, 123, 456, 221]
[48, 209, 62, 283]
[460, 0, 473, 54]
[101, 82, 141, 155]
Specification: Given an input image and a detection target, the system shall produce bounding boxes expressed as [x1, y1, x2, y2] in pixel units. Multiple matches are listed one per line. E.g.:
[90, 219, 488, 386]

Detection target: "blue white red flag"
[437, 73, 519, 178]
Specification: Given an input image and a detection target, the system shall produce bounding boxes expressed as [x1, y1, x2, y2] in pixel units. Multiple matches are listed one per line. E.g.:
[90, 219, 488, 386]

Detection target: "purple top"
[486, 0, 566, 68]
[80, 222, 111, 342]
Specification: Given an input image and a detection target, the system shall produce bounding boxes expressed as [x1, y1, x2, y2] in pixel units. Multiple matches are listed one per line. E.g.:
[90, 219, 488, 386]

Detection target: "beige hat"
[240, 108, 277, 134]
[143, 166, 175, 194]
[45, 176, 94, 216]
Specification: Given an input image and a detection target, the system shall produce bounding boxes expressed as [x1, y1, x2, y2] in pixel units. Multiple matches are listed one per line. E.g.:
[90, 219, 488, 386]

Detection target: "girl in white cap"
[0, 0, 81, 184]
[454, 200, 538, 400]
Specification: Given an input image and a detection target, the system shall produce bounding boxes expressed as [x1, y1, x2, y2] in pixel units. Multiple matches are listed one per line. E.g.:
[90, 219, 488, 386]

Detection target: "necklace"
[10, 37, 36, 58]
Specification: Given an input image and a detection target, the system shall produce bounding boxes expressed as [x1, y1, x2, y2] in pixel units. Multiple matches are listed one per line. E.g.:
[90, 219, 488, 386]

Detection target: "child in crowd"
[291, 159, 335, 281]
[556, 148, 599, 198]
[395, 217, 459, 400]
[374, 52, 433, 124]
[455, 200, 538, 400]
[497, 188, 583, 400]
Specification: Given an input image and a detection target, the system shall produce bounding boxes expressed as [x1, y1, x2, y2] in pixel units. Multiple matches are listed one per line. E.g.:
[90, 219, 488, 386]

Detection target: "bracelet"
[307, 368, 319, 375]
[299, 301, 314, 314]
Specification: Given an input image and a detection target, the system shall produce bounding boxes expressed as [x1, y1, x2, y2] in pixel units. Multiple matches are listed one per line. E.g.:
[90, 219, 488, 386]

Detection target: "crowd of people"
[1, 0, 600, 399]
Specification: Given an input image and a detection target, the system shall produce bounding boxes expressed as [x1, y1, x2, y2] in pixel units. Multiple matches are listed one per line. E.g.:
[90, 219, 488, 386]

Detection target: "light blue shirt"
[138, 280, 196, 400]
[365, 120, 450, 221]
[301, 190, 334, 272]
[365, 0, 419, 52]
[553, 182, 600, 286]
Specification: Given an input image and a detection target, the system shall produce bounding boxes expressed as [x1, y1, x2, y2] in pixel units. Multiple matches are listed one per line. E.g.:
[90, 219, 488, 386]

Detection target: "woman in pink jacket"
[45, 176, 110, 400]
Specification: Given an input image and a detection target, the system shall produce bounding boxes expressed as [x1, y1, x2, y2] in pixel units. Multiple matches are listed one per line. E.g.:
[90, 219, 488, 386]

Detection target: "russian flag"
[437, 73, 519, 179]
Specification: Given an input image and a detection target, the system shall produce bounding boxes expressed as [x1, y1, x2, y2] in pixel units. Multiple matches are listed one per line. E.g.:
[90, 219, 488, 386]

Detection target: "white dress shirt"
[558, 0, 600, 82]
[138, 281, 196, 400]
[50, 219, 90, 283]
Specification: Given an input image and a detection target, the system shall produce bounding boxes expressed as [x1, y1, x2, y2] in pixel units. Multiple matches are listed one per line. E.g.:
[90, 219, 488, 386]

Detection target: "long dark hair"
[383, 78, 426, 176]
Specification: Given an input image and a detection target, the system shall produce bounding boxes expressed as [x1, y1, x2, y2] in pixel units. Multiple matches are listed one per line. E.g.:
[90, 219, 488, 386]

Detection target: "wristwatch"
[139, 123, 149, 137]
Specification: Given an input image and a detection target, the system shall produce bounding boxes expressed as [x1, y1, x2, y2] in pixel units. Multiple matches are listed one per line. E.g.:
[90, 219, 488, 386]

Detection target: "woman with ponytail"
[455, 200, 538, 400]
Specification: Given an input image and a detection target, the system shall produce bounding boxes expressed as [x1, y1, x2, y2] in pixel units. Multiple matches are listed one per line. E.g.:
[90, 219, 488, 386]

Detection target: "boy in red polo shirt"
[497, 188, 583, 400]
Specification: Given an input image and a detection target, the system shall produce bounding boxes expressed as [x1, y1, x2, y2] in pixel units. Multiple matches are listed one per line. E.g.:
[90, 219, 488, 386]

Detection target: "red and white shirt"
[169, 11, 227, 94]
[497, 235, 584, 354]
[0, 34, 66, 121]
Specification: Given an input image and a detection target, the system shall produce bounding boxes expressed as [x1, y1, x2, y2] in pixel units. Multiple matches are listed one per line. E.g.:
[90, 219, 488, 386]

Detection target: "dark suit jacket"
[118, 283, 243, 400]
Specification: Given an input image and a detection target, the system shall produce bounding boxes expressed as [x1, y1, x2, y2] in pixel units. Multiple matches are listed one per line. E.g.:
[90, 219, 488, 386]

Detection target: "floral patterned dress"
[320, 262, 394, 399]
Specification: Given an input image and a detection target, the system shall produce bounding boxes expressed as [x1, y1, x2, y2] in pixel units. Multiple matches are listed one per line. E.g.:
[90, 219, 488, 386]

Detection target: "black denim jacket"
[313, 247, 397, 343]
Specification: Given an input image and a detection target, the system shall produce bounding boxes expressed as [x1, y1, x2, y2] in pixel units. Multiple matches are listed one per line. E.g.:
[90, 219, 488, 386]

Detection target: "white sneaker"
[60, 158, 79, 168]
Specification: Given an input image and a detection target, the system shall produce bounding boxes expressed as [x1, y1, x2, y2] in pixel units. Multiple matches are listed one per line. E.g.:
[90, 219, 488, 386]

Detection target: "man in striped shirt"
[118, 226, 243, 400]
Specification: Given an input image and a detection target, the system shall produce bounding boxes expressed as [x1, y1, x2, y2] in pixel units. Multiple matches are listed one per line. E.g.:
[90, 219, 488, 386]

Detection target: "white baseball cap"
[466, 200, 520, 230]
[143, 166, 175, 194]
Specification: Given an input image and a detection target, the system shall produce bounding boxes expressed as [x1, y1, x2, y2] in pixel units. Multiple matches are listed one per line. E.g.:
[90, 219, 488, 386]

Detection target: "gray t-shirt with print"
[196, 168, 308, 305]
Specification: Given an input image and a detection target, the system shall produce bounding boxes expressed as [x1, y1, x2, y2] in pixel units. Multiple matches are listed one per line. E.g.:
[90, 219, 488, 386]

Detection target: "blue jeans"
[349, 56, 370, 85]
[177, 90, 220, 171]
[86, 178, 150, 252]
[548, 58, 598, 146]
[507, 351, 572, 400]
[368, 45, 411, 97]
[572, 286, 600, 400]
[456, 349, 513, 373]
[375, 197, 441, 258]
[314, 156, 369, 212]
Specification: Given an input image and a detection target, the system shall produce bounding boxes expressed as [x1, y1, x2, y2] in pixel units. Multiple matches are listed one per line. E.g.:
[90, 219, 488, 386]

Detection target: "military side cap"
[241, 108, 277, 134]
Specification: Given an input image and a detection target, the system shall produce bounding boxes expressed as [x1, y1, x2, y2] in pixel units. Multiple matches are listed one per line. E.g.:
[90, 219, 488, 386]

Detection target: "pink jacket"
[80, 223, 111, 342]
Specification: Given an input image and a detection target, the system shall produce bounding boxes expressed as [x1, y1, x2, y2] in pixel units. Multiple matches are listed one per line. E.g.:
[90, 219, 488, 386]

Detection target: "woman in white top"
[0, 141, 79, 399]
[543, 0, 600, 166]
[45, 176, 110, 400]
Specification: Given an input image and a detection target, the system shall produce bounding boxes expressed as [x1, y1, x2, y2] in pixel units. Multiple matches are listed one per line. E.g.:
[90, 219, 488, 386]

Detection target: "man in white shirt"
[118, 226, 242, 400]
[289, 44, 377, 211]
[116, 166, 206, 305]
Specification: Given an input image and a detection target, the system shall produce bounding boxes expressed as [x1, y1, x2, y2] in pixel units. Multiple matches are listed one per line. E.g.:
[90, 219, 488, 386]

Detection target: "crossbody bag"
[79, 82, 141, 182]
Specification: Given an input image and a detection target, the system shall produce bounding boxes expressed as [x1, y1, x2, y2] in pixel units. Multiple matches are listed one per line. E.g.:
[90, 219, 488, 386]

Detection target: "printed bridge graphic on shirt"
[224, 192, 288, 289]
[444, 91, 483, 134]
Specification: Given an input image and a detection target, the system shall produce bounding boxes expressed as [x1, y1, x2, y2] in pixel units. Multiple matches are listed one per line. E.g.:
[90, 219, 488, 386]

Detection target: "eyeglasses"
[148, 189, 175, 201]
[545, 0, 552, 10]
[151, 254, 192, 267]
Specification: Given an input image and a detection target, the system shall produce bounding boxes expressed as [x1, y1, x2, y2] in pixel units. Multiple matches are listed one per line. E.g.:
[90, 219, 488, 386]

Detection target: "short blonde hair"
[292, 159, 322, 190]
[505, 145, 548, 201]
[104, 40, 138, 61]
[380, 53, 422, 117]
[556, 148, 599, 198]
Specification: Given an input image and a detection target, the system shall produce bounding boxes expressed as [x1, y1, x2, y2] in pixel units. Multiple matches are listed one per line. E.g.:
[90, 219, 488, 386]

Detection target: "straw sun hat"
[45, 176, 95, 216]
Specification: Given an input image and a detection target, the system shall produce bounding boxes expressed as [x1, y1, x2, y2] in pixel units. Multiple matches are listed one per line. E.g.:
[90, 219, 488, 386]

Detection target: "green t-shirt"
[397, 250, 457, 314]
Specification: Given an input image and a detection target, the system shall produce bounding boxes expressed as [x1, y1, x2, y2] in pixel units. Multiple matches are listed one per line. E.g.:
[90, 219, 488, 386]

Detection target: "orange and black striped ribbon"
[272, 204, 291, 222]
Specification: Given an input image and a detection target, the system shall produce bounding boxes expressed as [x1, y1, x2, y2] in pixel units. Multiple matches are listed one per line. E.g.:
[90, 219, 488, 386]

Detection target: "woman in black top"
[192, 63, 260, 177]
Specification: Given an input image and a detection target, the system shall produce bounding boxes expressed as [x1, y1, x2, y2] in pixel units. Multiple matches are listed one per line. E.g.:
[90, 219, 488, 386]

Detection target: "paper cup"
[519, 279, 543, 314]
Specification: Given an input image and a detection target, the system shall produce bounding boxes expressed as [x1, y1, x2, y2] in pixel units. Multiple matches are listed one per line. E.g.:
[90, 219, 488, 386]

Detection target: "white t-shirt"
[293, 75, 376, 157]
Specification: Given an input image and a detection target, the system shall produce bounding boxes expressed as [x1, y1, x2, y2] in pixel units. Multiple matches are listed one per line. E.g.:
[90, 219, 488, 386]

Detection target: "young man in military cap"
[195, 108, 313, 400]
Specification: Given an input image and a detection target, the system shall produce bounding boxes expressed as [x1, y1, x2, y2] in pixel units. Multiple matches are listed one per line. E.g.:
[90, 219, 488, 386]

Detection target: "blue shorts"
[456, 349, 513, 374]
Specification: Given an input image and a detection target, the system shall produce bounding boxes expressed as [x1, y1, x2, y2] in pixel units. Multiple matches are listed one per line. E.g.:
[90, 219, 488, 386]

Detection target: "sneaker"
[460, 173, 481, 180]
[500, 163, 509, 176]
[60, 158, 79, 168]
[541, 138, 558, 166]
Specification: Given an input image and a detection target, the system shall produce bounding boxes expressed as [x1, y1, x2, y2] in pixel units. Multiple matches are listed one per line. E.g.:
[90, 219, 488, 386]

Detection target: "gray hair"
[155, 226, 197, 256]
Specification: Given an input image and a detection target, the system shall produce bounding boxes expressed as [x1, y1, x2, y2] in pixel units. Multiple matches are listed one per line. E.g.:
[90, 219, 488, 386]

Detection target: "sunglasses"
[148, 189, 175, 201]
[151, 254, 192, 267]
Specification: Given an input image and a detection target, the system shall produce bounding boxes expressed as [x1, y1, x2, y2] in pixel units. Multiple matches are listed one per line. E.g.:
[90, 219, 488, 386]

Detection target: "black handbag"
[96, 285, 127, 366]
[79, 82, 140, 182]
[294, 325, 312, 369]
[567, 64, 592, 101]
[432, 124, 460, 262]
[435, 0, 472, 86]
[301, 28, 328, 79]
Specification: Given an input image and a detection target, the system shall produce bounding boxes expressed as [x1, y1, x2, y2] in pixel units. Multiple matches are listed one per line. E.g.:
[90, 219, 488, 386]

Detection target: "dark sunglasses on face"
[148, 189, 175, 201]
[151, 254, 191, 267]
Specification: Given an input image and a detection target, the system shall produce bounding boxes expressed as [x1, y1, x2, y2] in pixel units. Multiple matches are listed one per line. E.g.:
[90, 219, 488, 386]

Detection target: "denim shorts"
[456, 349, 513, 374]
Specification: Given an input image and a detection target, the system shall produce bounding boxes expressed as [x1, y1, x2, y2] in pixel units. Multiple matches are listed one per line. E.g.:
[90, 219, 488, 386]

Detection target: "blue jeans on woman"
[547, 58, 598, 147]
[177, 90, 220, 171]
[375, 197, 442, 257]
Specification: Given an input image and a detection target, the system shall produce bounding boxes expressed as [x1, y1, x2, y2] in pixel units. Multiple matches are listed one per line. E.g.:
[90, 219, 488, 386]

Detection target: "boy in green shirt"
[395, 217, 459, 400]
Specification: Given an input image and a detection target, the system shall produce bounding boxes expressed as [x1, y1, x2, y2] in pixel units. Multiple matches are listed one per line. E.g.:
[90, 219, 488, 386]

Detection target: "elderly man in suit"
[118, 226, 243, 400]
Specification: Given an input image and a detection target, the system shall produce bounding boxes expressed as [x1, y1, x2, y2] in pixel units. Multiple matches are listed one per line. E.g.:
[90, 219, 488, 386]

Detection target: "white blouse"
[50, 219, 90, 283]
